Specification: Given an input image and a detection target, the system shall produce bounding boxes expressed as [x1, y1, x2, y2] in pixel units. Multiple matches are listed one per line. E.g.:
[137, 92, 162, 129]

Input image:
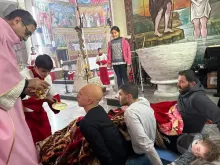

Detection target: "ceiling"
[0, 2, 11, 12]
[0, 0, 25, 15]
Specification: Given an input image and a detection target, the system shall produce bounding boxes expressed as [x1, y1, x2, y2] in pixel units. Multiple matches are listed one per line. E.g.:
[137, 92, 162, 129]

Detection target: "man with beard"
[177, 69, 220, 134]
[161, 70, 220, 153]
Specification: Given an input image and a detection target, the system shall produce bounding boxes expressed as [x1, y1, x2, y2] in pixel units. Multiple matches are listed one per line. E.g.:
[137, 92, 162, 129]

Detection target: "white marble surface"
[43, 97, 118, 133]
[43, 100, 86, 133]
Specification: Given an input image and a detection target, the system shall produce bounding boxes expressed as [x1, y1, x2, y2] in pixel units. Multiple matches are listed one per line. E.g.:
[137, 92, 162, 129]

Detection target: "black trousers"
[113, 64, 128, 88]
[160, 132, 180, 153]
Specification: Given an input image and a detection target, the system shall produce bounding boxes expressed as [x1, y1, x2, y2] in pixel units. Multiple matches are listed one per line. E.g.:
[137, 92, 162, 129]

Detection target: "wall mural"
[35, 1, 52, 46]
[132, 0, 220, 65]
[49, 3, 76, 28]
[79, 5, 110, 28]
[76, 0, 109, 5]
[34, 0, 111, 61]
[53, 27, 109, 59]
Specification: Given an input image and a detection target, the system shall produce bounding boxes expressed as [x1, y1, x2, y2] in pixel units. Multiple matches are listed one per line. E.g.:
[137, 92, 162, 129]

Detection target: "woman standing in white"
[191, 0, 211, 40]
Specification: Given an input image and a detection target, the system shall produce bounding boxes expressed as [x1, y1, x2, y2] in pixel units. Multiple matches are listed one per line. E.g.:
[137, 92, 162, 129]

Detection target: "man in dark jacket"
[177, 69, 220, 133]
[162, 70, 220, 153]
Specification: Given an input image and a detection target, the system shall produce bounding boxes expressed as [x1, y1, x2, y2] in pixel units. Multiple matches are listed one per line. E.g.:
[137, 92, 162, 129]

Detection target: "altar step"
[60, 92, 78, 101]
[53, 79, 74, 84]
[53, 76, 114, 85]
[59, 87, 107, 101]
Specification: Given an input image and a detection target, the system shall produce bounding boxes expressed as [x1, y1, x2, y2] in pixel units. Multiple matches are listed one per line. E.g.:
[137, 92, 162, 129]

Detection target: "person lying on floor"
[169, 133, 219, 165]
[118, 82, 163, 165]
[76, 84, 129, 165]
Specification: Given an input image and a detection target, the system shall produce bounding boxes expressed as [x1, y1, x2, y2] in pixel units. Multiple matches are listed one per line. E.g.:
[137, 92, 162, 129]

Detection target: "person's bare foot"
[164, 28, 173, 33]
[154, 31, 163, 37]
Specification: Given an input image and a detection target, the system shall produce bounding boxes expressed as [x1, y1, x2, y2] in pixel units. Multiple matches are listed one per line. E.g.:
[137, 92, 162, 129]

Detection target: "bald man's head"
[77, 84, 103, 108]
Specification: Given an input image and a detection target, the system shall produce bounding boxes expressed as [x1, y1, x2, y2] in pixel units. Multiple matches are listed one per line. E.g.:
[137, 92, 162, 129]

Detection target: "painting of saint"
[149, 0, 173, 37]
[35, 1, 52, 45]
[191, 0, 211, 40]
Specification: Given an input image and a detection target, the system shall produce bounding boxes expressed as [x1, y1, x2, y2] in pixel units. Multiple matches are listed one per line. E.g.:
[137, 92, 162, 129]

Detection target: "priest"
[0, 9, 50, 165]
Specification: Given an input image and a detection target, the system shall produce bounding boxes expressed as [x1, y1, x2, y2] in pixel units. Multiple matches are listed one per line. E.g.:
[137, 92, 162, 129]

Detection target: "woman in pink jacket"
[107, 26, 131, 88]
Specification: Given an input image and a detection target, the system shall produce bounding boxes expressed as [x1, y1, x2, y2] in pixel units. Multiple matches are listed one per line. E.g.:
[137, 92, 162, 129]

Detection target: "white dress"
[191, 0, 211, 22]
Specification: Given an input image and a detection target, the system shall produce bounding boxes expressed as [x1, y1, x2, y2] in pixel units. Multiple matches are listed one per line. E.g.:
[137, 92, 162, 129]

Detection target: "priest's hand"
[45, 96, 57, 104]
[24, 87, 37, 97]
[27, 78, 50, 91]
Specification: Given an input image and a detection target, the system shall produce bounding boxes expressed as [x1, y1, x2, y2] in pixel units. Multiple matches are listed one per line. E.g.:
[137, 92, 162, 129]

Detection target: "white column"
[110, 0, 128, 37]
[23, 0, 33, 58]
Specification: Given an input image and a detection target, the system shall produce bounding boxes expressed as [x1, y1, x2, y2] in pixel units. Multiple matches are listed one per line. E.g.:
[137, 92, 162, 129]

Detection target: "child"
[21, 54, 60, 143]
[96, 48, 110, 85]
[170, 133, 219, 165]
[107, 26, 131, 89]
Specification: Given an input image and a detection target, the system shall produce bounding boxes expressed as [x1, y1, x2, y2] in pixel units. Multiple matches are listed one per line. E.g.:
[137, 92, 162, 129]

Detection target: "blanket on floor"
[37, 109, 128, 165]
[37, 102, 219, 165]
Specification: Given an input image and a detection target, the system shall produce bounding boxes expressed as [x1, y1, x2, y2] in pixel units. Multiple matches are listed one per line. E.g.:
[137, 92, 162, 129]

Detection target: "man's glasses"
[21, 19, 32, 37]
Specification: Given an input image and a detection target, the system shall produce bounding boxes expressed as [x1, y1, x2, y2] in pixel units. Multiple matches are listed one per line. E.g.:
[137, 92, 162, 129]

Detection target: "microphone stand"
[64, 70, 70, 93]
[62, 63, 70, 94]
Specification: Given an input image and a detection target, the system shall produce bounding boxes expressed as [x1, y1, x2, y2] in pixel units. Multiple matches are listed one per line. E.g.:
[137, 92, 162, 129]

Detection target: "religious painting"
[132, 0, 220, 64]
[79, 5, 110, 28]
[67, 27, 108, 57]
[53, 27, 109, 58]
[54, 34, 67, 48]
[49, 3, 76, 28]
[76, 0, 108, 5]
[77, 0, 91, 4]
[35, 1, 52, 46]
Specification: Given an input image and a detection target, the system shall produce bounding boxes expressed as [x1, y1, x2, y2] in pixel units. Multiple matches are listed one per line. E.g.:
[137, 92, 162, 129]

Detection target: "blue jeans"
[126, 154, 173, 165]
[126, 154, 151, 165]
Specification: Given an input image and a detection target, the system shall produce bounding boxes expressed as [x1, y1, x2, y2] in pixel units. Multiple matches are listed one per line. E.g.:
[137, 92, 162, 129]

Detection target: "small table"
[204, 46, 220, 96]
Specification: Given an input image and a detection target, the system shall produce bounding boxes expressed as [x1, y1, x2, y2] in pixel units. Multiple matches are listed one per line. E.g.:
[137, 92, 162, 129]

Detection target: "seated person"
[169, 133, 219, 165]
[162, 70, 220, 152]
[118, 82, 163, 165]
[177, 70, 220, 133]
[76, 84, 129, 165]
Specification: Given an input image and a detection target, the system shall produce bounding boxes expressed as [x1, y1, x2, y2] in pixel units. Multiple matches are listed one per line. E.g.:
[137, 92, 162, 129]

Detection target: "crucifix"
[75, 0, 92, 82]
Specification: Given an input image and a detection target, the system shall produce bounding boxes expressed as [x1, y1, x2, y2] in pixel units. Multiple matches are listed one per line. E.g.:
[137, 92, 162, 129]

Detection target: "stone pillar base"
[151, 80, 179, 97]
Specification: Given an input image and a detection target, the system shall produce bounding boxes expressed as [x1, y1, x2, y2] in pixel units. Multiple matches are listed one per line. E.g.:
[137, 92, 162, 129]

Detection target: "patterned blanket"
[37, 109, 128, 165]
[37, 104, 220, 165]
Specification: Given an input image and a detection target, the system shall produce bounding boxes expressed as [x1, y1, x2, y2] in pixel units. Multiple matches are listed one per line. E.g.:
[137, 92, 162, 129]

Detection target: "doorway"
[56, 49, 68, 67]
